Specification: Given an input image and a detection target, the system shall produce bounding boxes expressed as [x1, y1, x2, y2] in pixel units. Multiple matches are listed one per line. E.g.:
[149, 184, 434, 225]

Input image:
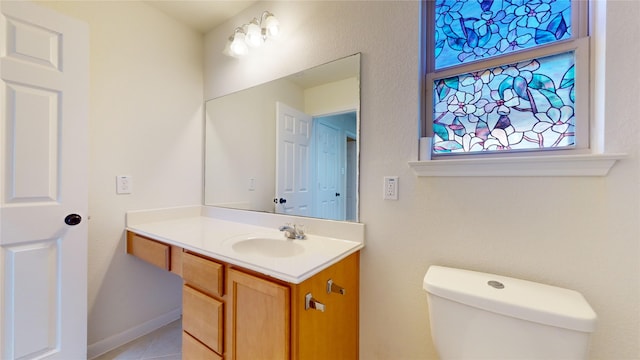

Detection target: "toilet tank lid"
[423, 266, 597, 333]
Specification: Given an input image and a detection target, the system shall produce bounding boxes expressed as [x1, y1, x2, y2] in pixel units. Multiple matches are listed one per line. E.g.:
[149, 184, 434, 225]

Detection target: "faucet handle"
[294, 224, 306, 239]
[278, 223, 305, 239]
[279, 224, 294, 239]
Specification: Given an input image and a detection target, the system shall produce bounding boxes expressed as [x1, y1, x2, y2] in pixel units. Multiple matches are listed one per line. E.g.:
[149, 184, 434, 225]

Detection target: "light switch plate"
[116, 175, 133, 194]
[383, 176, 398, 200]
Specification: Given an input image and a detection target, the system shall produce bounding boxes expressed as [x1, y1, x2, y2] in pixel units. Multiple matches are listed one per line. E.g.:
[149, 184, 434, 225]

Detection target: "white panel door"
[275, 102, 312, 217]
[0, 1, 89, 359]
[314, 120, 343, 221]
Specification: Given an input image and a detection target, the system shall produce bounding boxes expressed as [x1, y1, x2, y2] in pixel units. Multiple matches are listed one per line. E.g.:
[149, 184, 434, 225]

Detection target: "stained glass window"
[435, 0, 573, 69]
[427, 0, 587, 156]
[433, 52, 575, 153]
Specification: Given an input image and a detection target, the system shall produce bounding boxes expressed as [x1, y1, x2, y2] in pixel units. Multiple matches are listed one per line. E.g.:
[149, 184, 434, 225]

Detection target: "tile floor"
[93, 319, 182, 360]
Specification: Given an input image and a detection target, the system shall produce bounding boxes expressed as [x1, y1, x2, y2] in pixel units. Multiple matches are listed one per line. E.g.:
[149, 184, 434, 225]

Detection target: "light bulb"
[230, 32, 248, 56]
[263, 14, 280, 38]
[245, 19, 263, 47]
[224, 12, 281, 57]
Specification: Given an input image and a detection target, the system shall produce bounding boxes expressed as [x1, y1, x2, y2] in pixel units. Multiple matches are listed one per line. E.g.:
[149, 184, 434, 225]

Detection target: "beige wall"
[205, 1, 639, 359]
[304, 77, 359, 116]
[36, 0, 203, 352]
[205, 79, 303, 211]
[32, 0, 640, 358]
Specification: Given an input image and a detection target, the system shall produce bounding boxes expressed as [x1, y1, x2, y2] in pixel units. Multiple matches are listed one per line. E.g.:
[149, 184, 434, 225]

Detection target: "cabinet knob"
[305, 293, 325, 312]
[327, 279, 346, 295]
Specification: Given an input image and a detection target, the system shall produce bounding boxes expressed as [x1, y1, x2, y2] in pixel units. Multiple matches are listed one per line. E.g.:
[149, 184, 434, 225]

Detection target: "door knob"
[335, 192, 341, 197]
[64, 213, 82, 226]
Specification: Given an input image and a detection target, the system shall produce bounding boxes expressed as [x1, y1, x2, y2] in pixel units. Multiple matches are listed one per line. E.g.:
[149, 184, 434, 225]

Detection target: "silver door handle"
[327, 279, 346, 295]
[305, 293, 325, 312]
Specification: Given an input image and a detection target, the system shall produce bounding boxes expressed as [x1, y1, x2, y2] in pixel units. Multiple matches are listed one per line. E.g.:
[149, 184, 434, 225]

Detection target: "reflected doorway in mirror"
[274, 103, 357, 221]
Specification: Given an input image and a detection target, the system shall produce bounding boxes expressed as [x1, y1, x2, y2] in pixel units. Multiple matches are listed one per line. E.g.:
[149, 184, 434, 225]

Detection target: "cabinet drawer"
[183, 285, 224, 355]
[126, 232, 169, 270]
[182, 331, 222, 360]
[182, 252, 224, 297]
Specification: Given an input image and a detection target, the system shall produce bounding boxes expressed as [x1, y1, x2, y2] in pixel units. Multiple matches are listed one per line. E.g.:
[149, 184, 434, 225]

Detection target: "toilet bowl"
[423, 266, 597, 359]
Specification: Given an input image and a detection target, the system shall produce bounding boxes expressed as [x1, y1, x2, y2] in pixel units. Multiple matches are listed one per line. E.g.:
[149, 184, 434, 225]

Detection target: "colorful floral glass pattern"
[432, 51, 576, 153]
[435, 0, 572, 69]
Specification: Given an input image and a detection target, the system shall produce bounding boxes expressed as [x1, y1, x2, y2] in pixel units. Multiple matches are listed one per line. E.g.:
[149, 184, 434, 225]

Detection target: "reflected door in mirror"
[275, 102, 312, 217]
[315, 119, 342, 220]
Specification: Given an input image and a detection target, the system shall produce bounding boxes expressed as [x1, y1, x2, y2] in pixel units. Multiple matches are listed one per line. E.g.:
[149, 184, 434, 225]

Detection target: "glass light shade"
[245, 20, 263, 47]
[263, 14, 280, 37]
[229, 32, 248, 56]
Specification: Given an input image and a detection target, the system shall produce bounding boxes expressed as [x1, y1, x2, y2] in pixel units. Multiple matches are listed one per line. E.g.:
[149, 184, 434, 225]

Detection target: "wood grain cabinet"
[182, 252, 225, 357]
[227, 252, 360, 360]
[290, 252, 360, 360]
[183, 331, 222, 360]
[126, 232, 182, 276]
[227, 268, 290, 359]
[126, 231, 359, 360]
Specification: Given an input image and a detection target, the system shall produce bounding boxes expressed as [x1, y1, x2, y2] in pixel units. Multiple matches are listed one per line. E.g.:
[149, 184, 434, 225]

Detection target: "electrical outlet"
[116, 175, 133, 195]
[383, 176, 398, 200]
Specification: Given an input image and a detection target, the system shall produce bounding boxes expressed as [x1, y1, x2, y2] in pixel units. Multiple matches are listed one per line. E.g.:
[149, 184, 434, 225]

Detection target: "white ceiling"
[145, 1, 258, 34]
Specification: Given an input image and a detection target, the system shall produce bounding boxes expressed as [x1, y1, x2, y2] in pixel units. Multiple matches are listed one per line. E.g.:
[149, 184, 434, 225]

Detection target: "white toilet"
[423, 266, 597, 359]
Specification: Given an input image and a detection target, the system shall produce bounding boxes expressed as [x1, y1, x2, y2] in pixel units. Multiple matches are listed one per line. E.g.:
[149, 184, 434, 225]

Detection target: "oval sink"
[232, 238, 304, 258]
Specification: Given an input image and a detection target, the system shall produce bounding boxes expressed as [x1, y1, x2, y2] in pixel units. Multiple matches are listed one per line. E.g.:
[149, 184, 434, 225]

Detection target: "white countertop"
[126, 206, 364, 284]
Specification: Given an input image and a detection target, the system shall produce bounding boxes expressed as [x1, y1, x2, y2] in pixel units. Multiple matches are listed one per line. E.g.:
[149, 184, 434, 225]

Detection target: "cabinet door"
[227, 269, 290, 360]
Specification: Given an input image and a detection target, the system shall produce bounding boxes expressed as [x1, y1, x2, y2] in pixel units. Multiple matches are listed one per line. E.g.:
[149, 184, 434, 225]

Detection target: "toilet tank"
[423, 266, 597, 360]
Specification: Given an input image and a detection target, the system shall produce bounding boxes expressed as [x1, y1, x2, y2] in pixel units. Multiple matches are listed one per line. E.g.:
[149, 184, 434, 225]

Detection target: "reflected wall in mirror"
[205, 53, 360, 222]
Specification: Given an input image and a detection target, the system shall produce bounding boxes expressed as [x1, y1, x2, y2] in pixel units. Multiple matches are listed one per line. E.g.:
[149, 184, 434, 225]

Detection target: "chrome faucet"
[279, 224, 306, 239]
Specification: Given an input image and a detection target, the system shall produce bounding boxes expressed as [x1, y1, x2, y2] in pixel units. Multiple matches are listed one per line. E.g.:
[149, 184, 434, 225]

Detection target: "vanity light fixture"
[225, 11, 280, 57]
[229, 28, 249, 56]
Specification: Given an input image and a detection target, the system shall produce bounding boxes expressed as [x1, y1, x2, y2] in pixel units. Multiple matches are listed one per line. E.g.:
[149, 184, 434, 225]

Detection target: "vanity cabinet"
[126, 231, 359, 360]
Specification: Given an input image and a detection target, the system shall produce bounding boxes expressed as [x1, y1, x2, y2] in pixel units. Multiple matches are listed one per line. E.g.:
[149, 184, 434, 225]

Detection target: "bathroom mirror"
[204, 53, 360, 222]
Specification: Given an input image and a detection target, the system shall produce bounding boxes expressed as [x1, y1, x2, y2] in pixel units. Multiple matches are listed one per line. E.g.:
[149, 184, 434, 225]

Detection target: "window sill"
[408, 153, 626, 177]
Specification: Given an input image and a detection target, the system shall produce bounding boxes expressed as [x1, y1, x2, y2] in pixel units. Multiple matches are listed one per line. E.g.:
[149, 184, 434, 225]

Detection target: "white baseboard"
[87, 307, 181, 359]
